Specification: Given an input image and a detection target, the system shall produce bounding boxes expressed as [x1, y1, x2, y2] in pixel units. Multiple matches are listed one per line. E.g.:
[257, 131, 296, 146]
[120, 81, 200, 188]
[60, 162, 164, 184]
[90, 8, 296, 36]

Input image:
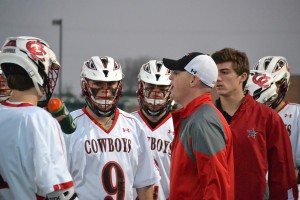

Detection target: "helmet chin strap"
[33, 81, 50, 108]
[33, 81, 43, 97]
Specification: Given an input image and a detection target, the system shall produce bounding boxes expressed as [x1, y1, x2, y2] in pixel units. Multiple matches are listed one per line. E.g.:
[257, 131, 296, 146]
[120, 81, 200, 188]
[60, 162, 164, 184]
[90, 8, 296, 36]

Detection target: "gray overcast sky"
[1, 0, 299, 97]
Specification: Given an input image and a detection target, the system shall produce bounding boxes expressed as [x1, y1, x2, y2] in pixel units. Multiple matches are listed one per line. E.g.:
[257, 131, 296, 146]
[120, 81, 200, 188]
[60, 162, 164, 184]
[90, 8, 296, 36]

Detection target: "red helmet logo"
[26, 41, 46, 62]
[252, 73, 271, 88]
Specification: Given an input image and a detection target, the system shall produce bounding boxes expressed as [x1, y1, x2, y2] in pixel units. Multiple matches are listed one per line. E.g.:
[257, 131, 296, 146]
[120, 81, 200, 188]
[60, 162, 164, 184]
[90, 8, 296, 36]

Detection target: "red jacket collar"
[172, 93, 212, 120]
[236, 94, 255, 112]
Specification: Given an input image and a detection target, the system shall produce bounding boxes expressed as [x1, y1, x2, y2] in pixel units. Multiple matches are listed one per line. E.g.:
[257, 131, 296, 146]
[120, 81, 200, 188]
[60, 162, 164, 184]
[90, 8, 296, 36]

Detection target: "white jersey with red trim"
[0, 101, 73, 200]
[278, 102, 300, 200]
[64, 107, 160, 200]
[131, 110, 174, 200]
[278, 102, 300, 167]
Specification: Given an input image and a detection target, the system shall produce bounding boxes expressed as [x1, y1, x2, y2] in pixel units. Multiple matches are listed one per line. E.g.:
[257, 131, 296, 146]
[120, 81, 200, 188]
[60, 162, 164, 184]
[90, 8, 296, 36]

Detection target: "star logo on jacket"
[247, 128, 257, 138]
[284, 113, 292, 118]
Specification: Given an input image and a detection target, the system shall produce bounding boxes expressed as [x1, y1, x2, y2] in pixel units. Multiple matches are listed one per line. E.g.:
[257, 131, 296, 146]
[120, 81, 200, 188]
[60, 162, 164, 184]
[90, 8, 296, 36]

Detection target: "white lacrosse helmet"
[137, 60, 172, 116]
[0, 67, 11, 101]
[0, 36, 60, 107]
[245, 70, 278, 107]
[81, 56, 124, 117]
[253, 56, 290, 109]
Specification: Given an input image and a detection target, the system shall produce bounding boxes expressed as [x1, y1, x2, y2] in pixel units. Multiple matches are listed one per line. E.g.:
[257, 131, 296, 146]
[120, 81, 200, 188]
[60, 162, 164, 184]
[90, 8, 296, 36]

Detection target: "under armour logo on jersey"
[122, 128, 130, 132]
[168, 130, 174, 135]
[190, 68, 197, 74]
[285, 113, 292, 118]
[247, 128, 257, 138]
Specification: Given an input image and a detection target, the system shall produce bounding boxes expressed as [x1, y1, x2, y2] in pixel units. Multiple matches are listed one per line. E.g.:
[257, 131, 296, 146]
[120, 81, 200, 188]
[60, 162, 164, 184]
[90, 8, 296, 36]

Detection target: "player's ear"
[240, 72, 248, 84]
[189, 75, 198, 87]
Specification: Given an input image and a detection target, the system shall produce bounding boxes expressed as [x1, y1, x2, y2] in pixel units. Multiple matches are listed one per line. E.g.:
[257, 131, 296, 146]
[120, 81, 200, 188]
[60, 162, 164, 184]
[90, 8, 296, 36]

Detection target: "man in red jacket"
[212, 48, 298, 200]
[163, 52, 234, 200]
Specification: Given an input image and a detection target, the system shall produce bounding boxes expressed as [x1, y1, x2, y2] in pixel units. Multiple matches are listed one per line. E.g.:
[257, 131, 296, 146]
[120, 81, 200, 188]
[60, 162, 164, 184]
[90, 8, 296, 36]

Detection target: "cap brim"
[163, 58, 182, 71]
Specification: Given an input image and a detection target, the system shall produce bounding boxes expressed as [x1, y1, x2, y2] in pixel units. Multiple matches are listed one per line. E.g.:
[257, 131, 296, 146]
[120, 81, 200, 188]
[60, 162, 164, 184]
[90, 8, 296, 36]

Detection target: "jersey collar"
[1, 100, 34, 107]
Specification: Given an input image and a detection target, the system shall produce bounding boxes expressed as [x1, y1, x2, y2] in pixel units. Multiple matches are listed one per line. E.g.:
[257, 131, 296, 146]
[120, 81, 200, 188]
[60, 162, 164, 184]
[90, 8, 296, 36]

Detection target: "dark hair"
[212, 48, 250, 89]
[1, 63, 34, 90]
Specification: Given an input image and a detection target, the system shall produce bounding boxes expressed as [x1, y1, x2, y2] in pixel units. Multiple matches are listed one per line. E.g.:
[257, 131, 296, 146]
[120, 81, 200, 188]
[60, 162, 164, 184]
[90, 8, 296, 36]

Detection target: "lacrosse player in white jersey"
[0, 36, 78, 200]
[64, 56, 160, 200]
[0, 67, 11, 102]
[131, 60, 174, 200]
[246, 56, 300, 199]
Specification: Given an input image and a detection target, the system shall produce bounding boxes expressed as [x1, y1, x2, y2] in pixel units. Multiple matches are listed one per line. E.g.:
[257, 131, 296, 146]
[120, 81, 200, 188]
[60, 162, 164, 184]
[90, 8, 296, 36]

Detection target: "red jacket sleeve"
[267, 112, 298, 200]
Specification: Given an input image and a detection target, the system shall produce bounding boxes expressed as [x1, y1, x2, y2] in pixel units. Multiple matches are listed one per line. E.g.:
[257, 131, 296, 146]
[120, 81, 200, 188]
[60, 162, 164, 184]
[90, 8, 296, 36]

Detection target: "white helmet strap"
[33, 80, 44, 97]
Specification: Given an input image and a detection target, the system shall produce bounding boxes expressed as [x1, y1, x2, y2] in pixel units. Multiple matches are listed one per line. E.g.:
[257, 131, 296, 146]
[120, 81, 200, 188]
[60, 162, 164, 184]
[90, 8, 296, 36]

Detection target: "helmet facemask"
[253, 89, 278, 108]
[270, 78, 289, 109]
[83, 79, 122, 117]
[37, 62, 60, 107]
[138, 81, 171, 116]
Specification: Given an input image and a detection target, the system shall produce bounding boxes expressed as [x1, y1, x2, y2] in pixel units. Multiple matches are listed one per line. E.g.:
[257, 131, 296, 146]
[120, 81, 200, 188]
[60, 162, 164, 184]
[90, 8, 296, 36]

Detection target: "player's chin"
[216, 88, 226, 95]
[217, 92, 226, 97]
